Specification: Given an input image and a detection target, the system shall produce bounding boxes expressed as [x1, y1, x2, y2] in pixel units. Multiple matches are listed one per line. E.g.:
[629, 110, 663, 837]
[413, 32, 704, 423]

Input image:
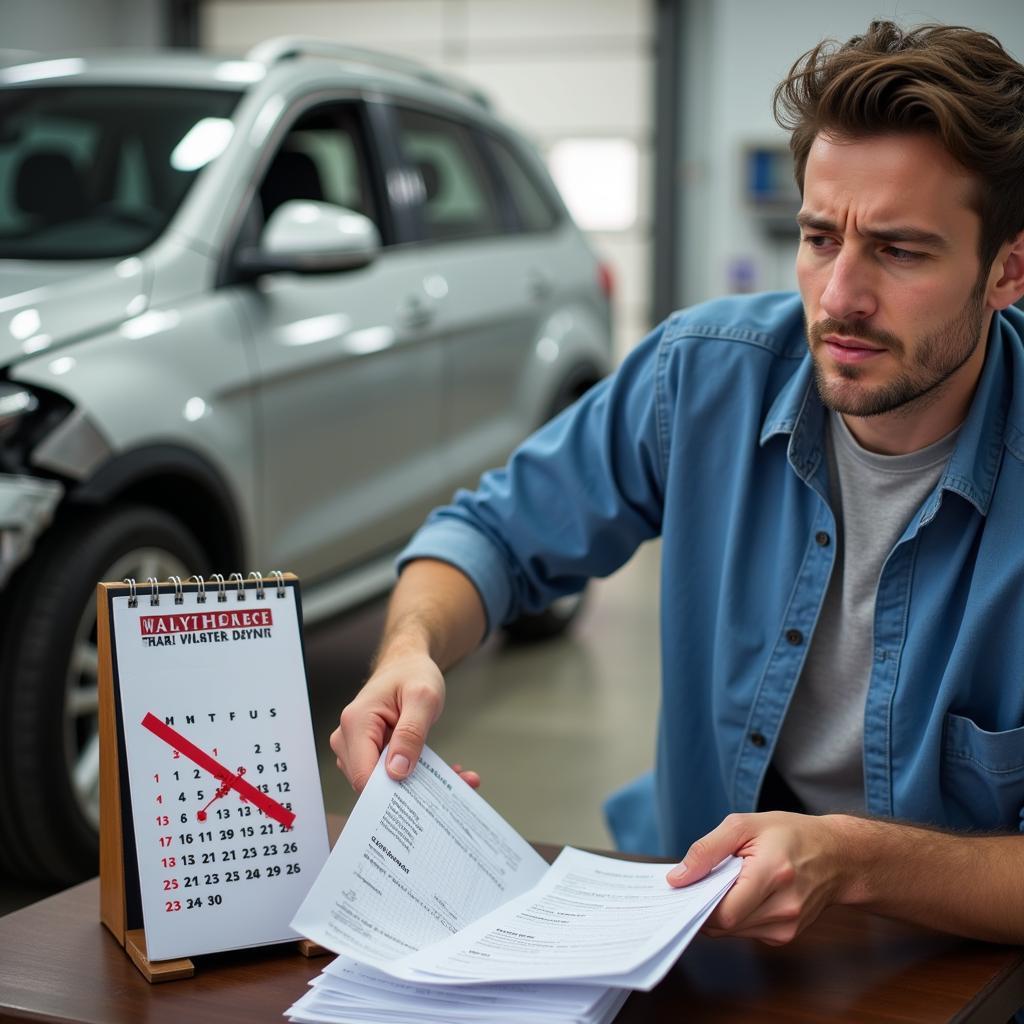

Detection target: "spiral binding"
[120, 572, 290, 603]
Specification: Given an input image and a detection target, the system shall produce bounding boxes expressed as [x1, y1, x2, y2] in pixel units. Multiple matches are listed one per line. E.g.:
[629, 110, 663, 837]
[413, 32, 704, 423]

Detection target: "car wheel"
[503, 590, 587, 644]
[0, 505, 207, 885]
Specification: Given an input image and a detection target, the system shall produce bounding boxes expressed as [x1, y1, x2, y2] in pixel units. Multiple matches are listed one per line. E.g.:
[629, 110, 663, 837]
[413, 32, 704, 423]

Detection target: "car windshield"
[0, 84, 241, 260]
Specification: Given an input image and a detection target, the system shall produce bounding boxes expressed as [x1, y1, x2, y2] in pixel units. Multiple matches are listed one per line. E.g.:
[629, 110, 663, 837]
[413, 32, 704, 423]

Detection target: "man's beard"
[808, 279, 987, 418]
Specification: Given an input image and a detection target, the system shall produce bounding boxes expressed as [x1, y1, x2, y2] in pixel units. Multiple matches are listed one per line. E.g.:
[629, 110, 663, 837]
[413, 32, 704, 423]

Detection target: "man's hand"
[330, 651, 480, 793]
[331, 558, 488, 793]
[668, 812, 1024, 946]
[666, 812, 845, 945]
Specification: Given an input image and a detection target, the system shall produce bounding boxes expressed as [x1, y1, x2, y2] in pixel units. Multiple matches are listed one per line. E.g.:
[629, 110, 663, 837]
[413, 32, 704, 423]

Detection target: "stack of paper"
[286, 746, 739, 1023]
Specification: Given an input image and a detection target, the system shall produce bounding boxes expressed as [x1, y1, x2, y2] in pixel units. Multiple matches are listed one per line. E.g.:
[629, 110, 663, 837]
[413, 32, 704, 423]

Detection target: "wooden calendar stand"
[96, 575, 329, 983]
[98, 578, 197, 981]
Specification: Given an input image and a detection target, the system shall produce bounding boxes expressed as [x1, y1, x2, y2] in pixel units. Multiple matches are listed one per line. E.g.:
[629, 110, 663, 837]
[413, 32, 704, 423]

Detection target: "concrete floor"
[0, 540, 662, 915]
[311, 538, 662, 848]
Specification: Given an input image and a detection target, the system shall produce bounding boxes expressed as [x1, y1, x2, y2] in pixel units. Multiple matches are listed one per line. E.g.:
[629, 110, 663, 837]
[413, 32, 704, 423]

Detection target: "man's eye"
[802, 234, 832, 250]
[885, 246, 922, 263]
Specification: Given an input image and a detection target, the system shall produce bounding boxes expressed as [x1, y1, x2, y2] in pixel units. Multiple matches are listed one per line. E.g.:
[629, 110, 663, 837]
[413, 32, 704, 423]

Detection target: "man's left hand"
[667, 811, 847, 945]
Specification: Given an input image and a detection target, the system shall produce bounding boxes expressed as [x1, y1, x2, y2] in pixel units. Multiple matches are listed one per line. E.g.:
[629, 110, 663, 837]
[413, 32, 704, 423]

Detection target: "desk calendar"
[97, 572, 330, 980]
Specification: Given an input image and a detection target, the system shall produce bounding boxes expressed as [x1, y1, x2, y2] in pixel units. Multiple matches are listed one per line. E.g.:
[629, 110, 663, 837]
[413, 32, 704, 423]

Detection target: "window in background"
[393, 107, 502, 242]
[484, 134, 560, 233]
[547, 137, 638, 232]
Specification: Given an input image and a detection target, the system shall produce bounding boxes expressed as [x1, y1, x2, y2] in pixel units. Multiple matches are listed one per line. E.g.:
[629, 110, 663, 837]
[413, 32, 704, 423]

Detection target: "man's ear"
[986, 229, 1024, 310]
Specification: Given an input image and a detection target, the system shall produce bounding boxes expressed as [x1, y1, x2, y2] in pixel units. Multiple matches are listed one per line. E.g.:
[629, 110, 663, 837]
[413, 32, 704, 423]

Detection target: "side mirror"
[235, 200, 381, 277]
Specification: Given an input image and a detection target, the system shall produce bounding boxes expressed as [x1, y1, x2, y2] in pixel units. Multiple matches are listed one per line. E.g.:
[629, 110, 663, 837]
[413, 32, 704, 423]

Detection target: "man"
[333, 21, 1024, 947]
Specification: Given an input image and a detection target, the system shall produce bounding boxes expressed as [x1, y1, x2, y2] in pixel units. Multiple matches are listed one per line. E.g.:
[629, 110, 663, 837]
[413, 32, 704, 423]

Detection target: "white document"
[394, 846, 741, 989]
[290, 745, 549, 967]
[288, 749, 739, 1022]
[292, 746, 739, 994]
[290, 959, 628, 1024]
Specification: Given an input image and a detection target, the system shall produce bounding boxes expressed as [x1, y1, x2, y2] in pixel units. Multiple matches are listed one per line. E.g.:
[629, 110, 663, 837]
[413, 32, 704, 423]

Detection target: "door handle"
[398, 295, 434, 329]
[527, 268, 553, 300]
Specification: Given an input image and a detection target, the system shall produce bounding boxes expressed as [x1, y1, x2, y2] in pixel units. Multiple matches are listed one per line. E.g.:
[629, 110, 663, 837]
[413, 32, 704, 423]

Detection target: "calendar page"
[110, 579, 329, 962]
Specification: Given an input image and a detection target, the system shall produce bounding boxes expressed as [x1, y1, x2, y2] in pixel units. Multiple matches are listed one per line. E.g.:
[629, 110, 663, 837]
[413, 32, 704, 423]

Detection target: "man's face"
[796, 133, 990, 420]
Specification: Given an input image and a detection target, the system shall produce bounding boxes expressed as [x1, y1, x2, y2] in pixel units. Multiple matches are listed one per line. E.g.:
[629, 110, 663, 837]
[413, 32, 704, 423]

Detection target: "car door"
[227, 98, 445, 583]
[387, 104, 547, 497]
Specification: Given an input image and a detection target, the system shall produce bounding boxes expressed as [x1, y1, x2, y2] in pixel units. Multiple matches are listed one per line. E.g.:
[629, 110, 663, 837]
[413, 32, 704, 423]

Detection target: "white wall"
[201, 0, 655, 357]
[678, 0, 1024, 306]
[3, 0, 163, 52]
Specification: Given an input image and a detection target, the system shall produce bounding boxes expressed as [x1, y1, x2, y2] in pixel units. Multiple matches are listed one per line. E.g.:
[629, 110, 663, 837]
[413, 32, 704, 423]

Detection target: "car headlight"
[0, 381, 73, 473]
[0, 385, 39, 433]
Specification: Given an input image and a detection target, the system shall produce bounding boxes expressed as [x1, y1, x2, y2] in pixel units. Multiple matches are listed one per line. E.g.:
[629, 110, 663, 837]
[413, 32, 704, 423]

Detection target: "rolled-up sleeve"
[398, 320, 669, 636]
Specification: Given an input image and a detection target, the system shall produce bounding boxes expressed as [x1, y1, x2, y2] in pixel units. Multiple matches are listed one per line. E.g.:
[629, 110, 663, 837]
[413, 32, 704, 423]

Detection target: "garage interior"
[1, 0, 1020, 920]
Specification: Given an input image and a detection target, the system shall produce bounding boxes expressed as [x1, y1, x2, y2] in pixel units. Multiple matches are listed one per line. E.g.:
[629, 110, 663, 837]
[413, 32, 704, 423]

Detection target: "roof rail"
[245, 37, 490, 109]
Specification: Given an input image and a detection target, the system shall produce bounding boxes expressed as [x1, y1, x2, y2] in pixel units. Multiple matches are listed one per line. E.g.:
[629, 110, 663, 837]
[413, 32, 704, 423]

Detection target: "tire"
[0, 505, 207, 885]
[503, 589, 587, 644]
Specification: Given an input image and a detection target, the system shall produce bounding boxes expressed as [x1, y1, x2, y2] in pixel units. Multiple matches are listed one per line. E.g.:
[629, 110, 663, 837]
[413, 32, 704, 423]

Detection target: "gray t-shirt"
[772, 411, 958, 815]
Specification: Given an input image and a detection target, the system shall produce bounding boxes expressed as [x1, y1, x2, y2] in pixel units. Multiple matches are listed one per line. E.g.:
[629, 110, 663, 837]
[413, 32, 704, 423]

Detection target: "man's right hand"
[330, 558, 488, 793]
[331, 651, 446, 792]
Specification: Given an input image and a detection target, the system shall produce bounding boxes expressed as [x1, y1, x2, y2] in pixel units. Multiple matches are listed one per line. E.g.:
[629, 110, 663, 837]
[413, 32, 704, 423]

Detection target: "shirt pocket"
[941, 713, 1024, 832]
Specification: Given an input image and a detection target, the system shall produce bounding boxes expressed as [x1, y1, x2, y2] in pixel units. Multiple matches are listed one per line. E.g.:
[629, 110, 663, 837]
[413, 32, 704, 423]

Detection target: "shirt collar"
[759, 354, 825, 484]
[758, 312, 1019, 515]
[936, 313, 1013, 516]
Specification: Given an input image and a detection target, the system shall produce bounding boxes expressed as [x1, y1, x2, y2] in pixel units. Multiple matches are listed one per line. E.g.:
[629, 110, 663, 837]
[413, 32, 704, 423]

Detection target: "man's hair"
[774, 21, 1024, 270]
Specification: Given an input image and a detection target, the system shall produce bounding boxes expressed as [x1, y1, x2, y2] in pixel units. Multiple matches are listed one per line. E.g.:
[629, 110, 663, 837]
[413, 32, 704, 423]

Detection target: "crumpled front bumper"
[0, 474, 64, 588]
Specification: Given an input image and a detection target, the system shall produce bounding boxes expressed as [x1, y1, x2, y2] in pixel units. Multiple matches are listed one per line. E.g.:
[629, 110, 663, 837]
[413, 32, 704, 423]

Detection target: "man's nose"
[819, 248, 877, 322]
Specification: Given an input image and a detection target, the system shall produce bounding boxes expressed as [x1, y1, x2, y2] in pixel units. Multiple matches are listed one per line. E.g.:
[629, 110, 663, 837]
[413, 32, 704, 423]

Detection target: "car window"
[485, 134, 560, 233]
[393, 107, 502, 242]
[0, 86, 240, 259]
[258, 104, 383, 236]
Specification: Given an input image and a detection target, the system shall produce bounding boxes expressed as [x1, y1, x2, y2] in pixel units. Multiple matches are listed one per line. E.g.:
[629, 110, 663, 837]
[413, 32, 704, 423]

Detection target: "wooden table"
[1, 843, 1022, 1023]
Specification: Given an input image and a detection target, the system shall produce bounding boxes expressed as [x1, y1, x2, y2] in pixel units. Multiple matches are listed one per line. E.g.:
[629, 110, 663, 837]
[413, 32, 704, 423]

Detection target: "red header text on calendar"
[140, 609, 274, 636]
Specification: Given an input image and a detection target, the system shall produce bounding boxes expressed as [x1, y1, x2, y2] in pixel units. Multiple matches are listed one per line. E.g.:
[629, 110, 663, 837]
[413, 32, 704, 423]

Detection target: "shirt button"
[815, 531, 830, 547]
[785, 629, 803, 645]
[749, 731, 767, 747]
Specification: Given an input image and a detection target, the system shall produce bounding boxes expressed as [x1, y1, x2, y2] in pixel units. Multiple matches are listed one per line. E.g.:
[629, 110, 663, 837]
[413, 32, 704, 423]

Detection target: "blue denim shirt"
[399, 292, 1024, 858]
